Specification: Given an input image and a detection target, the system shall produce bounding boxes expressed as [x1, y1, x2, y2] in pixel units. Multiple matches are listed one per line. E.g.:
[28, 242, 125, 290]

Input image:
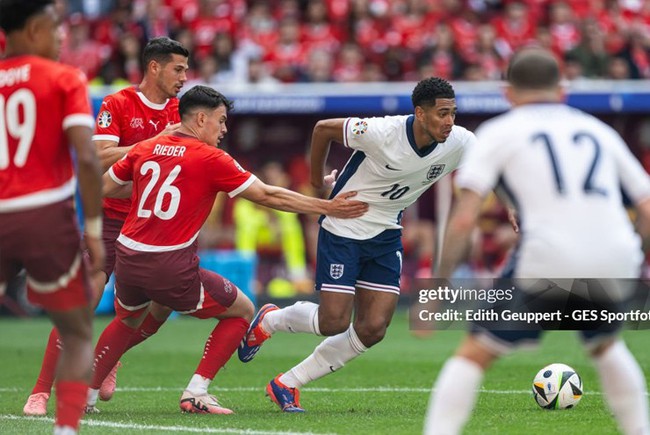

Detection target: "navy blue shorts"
[470, 279, 627, 354]
[315, 228, 403, 295]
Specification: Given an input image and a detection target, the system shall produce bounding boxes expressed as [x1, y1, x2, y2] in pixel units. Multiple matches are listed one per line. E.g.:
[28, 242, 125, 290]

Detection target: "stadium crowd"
[2, 0, 650, 84]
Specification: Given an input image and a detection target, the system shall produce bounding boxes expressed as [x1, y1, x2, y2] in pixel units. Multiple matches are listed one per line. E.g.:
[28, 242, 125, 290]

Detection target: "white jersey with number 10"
[322, 115, 477, 240]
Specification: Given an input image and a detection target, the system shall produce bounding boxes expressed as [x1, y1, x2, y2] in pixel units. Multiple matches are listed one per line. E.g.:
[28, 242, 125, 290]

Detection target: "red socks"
[91, 318, 135, 389]
[124, 312, 165, 352]
[32, 328, 62, 395]
[54, 380, 87, 430]
[195, 317, 249, 379]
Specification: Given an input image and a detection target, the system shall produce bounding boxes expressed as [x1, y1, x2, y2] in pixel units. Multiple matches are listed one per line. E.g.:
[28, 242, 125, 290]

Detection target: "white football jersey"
[458, 103, 650, 278]
[322, 115, 477, 240]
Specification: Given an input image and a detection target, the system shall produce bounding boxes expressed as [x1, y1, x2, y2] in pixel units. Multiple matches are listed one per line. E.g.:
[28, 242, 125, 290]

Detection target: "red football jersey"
[93, 86, 180, 220]
[109, 133, 255, 251]
[0, 55, 94, 212]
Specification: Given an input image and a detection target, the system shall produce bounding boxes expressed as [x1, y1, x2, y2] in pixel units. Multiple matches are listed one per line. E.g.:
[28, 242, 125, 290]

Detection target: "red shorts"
[113, 242, 238, 319]
[0, 199, 91, 311]
[98, 217, 124, 278]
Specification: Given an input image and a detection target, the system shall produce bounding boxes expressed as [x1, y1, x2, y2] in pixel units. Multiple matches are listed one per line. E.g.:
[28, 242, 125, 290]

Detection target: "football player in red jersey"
[0, 1, 104, 433]
[24, 36, 189, 415]
[84, 85, 367, 414]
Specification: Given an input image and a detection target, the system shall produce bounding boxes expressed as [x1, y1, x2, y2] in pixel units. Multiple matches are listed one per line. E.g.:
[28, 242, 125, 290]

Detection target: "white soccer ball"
[532, 363, 583, 409]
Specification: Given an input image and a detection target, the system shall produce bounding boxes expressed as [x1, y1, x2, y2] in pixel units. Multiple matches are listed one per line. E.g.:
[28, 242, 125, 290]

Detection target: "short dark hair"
[507, 47, 560, 90]
[142, 37, 189, 67]
[179, 85, 234, 118]
[411, 77, 455, 108]
[0, 0, 52, 33]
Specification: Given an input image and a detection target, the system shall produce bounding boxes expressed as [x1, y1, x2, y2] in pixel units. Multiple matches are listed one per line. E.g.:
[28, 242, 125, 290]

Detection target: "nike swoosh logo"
[385, 164, 400, 171]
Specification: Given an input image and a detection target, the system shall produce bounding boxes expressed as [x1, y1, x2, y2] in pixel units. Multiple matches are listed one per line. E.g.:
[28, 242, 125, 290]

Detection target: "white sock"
[424, 356, 484, 435]
[262, 301, 320, 336]
[594, 340, 650, 435]
[186, 374, 211, 395]
[86, 388, 99, 406]
[280, 325, 367, 388]
[54, 426, 77, 435]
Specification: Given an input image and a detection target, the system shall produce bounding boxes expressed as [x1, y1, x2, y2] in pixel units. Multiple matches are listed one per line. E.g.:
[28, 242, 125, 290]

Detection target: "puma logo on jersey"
[149, 119, 160, 130]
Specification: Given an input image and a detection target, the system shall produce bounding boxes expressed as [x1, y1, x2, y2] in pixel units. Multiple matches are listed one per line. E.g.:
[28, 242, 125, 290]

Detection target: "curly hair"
[411, 77, 455, 108]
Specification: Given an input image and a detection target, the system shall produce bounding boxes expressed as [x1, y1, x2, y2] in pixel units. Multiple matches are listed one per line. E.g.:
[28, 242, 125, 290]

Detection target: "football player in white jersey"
[238, 77, 478, 412]
[424, 48, 650, 435]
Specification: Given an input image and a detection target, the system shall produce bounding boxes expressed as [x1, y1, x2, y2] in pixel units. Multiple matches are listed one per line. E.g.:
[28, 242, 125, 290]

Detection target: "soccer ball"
[532, 363, 583, 409]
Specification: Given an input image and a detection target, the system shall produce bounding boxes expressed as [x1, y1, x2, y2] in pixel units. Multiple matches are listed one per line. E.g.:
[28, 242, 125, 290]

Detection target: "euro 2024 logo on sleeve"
[351, 120, 368, 135]
[97, 110, 112, 128]
[330, 264, 344, 279]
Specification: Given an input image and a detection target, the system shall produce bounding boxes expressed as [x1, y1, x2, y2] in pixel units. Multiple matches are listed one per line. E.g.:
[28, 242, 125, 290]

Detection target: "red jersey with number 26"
[0, 55, 94, 212]
[94, 87, 181, 221]
[108, 133, 256, 251]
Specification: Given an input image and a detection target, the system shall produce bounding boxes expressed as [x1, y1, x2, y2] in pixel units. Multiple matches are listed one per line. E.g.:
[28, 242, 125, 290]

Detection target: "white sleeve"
[343, 116, 391, 155]
[455, 122, 511, 196]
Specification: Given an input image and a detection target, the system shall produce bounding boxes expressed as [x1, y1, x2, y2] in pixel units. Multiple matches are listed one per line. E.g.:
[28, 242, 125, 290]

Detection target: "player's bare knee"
[240, 293, 255, 321]
[588, 337, 617, 358]
[318, 314, 349, 336]
[354, 321, 388, 348]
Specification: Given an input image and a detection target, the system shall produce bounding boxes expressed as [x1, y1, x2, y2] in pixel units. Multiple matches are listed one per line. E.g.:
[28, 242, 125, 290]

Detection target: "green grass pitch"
[1, 311, 648, 434]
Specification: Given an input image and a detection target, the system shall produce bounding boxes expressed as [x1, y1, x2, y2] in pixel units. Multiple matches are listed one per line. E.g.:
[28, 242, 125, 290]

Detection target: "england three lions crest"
[330, 264, 344, 279]
[426, 164, 445, 182]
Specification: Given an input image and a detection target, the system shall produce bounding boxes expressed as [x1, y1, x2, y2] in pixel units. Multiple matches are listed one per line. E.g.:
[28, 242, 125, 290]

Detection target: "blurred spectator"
[615, 23, 650, 78]
[265, 18, 305, 82]
[189, 0, 236, 58]
[246, 56, 281, 85]
[466, 23, 508, 80]
[564, 18, 610, 78]
[134, 0, 174, 41]
[607, 56, 633, 79]
[59, 13, 108, 80]
[22, 0, 650, 83]
[333, 42, 365, 82]
[299, 48, 335, 82]
[302, 0, 344, 53]
[492, 1, 536, 56]
[114, 33, 144, 84]
[548, 1, 581, 54]
[89, 61, 131, 89]
[417, 23, 465, 80]
[68, 0, 116, 19]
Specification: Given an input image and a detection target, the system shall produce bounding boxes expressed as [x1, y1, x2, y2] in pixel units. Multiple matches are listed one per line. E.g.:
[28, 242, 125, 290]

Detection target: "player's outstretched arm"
[239, 179, 368, 218]
[310, 118, 346, 190]
[95, 139, 136, 172]
[102, 171, 133, 199]
[438, 189, 484, 278]
[635, 198, 650, 252]
[68, 125, 106, 280]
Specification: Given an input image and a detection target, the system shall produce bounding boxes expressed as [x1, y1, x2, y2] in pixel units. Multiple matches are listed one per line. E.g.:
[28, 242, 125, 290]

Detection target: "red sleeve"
[57, 66, 94, 130]
[211, 151, 256, 198]
[93, 93, 123, 142]
[109, 151, 135, 184]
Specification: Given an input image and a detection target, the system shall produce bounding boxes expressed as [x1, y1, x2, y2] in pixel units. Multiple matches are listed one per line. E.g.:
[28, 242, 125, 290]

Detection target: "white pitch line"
[0, 386, 618, 395]
[0, 415, 334, 435]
